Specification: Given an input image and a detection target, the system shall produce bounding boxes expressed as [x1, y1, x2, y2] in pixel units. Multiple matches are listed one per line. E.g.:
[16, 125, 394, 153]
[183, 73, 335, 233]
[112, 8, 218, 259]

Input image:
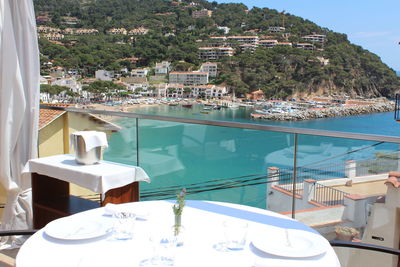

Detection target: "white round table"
[16, 200, 340, 267]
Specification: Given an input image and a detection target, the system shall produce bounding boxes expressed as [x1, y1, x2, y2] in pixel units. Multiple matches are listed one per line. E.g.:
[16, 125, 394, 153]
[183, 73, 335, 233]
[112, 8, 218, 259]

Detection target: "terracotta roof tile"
[39, 103, 72, 129]
[385, 171, 400, 188]
[39, 109, 65, 129]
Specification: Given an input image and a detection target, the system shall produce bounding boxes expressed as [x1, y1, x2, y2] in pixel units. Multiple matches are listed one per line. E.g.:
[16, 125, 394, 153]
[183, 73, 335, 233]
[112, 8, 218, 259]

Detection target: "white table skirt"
[22, 154, 150, 193]
[16, 201, 340, 267]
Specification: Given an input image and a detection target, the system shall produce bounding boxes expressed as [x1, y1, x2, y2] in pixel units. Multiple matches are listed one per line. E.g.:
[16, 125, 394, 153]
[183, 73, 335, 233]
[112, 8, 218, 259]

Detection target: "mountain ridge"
[34, 0, 400, 98]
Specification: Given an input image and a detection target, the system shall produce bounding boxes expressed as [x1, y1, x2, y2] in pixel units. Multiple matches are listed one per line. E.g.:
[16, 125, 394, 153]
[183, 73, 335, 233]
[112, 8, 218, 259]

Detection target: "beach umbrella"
[0, 0, 40, 248]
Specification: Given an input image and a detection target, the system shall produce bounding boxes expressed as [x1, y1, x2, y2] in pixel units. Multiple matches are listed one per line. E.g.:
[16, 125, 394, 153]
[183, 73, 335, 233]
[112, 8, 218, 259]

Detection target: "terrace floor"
[333, 180, 387, 197]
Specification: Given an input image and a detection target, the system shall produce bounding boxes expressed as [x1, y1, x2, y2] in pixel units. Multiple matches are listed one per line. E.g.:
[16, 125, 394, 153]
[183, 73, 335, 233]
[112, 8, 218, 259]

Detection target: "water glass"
[150, 234, 177, 266]
[112, 211, 137, 240]
[223, 220, 248, 250]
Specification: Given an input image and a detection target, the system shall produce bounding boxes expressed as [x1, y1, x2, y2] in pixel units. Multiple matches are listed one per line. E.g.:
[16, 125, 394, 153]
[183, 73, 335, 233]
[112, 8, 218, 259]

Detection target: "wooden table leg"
[102, 182, 139, 206]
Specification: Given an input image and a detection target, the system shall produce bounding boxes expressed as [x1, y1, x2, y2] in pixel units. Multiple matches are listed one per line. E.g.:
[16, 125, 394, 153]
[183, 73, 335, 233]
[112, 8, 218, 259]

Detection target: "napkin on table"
[71, 131, 108, 152]
[104, 203, 148, 220]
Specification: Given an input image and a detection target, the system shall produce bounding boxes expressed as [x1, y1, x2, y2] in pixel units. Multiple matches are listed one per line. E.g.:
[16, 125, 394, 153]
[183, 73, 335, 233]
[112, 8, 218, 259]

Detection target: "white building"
[169, 72, 209, 85]
[189, 84, 227, 98]
[153, 83, 168, 98]
[52, 77, 82, 94]
[240, 44, 257, 52]
[155, 61, 172, 75]
[198, 47, 234, 60]
[302, 34, 326, 43]
[227, 36, 259, 45]
[200, 62, 218, 78]
[131, 68, 149, 77]
[107, 28, 127, 35]
[205, 85, 227, 98]
[75, 28, 99, 35]
[42, 33, 64, 41]
[259, 40, 278, 48]
[295, 43, 315, 50]
[95, 70, 115, 81]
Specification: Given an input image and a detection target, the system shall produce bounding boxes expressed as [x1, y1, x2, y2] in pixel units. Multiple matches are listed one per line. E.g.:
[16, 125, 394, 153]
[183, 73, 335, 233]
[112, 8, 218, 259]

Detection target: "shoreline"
[76, 99, 395, 122]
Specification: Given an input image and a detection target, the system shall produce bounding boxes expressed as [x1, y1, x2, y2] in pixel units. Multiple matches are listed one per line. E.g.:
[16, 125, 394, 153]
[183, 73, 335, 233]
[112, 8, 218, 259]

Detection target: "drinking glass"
[223, 220, 248, 250]
[149, 232, 177, 266]
[112, 211, 137, 240]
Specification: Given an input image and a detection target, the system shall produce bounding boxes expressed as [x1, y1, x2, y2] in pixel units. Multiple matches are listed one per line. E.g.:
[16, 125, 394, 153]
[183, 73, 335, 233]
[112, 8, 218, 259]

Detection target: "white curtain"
[0, 0, 40, 248]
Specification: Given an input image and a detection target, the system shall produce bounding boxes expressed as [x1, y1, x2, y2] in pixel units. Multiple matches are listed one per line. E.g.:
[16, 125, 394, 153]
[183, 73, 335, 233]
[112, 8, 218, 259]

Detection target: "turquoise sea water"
[103, 105, 400, 208]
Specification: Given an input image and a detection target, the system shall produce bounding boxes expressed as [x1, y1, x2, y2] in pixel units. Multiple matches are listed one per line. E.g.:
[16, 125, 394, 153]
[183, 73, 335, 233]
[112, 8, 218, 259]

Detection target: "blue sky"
[214, 0, 400, 71]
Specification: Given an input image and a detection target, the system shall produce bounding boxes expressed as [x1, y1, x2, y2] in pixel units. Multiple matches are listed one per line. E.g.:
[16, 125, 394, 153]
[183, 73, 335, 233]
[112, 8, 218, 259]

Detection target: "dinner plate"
[45, 217, 110, 240]
[251, 229, 327, 258]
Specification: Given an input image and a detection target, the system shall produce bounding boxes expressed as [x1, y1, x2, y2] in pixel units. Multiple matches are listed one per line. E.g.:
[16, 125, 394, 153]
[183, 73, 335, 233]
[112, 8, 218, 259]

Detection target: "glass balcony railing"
[39, 104, 400, 267]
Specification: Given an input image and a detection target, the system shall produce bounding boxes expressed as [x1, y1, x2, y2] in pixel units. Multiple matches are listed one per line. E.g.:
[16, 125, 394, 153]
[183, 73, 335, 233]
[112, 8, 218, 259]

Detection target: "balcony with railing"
[4, 104, 399, 266]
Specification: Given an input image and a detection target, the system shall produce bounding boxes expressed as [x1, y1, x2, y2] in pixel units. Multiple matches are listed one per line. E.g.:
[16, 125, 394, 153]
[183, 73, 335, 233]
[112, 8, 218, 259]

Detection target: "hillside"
[34, 0, 400, 99]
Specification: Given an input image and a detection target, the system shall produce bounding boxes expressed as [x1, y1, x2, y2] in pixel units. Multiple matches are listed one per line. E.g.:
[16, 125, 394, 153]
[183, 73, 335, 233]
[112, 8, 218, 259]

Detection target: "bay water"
[103, 105, 400, 208]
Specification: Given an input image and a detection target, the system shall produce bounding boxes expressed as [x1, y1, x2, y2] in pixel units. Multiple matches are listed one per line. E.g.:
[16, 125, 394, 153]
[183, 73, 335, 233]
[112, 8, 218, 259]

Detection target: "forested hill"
[34, 0, 400, 98]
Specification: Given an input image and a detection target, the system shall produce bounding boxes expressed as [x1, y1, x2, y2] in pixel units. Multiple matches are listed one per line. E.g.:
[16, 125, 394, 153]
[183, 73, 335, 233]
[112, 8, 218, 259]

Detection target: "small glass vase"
[173, 214, 185, 247]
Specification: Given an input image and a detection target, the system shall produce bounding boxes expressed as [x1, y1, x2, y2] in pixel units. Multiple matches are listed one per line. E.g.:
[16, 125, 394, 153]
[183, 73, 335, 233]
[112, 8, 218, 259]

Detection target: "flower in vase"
[172, 188, 186, 235]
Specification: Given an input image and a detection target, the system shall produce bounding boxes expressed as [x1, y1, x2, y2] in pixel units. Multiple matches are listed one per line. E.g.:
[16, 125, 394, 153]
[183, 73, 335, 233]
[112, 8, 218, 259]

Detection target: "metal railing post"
[136, 118, 139, 166]
[291, 133, 298, 219]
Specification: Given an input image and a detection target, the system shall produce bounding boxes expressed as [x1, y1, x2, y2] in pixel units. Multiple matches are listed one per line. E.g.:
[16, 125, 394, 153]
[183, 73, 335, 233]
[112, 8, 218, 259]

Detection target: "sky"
[214, 0, 400, 71]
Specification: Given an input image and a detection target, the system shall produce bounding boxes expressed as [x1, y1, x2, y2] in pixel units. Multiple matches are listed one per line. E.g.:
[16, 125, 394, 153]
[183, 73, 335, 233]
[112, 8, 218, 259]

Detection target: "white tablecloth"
[16, 201, 340, 267]
[22, 154, 150, 193]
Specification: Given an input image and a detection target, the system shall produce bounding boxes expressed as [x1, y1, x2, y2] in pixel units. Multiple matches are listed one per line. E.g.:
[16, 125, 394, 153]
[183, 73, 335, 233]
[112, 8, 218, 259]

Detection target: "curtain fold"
[0, 0, 40, 248]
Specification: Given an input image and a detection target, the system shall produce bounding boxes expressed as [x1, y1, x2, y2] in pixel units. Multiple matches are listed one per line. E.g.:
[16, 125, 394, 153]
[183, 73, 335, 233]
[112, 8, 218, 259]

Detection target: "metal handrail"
[41, 104, 400, 143]
[313, 182, 349, 206]
[330, 240, 400, 256]
[395, 94, 400, 121]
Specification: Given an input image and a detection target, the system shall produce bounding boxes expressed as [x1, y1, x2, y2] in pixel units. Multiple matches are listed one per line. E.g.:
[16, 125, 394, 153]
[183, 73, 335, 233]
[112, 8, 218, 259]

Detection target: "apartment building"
[295, 43, 315, 50]
[167, 84, 226, 98]
[37, 26, 61, 33]
[155, 61, 172, 75]
[240, 44, 257, 52]
[302, 34, 326, 43]
[192, 9, 213, 18]
[210, 36, 227, 42]
[107, 28, 127, 35]
[76, 28, 99, 35]
[259, 40, 278, 48]
[169, 72, 209, 85]
[205, 85, 227, 98]
[227, 36, 259, 45]
[131, 68, 149, 77]
[200, 62, 218, 78]
[61, 16, 81, 25]
[198, 47, 234, 60]
[42, 33, 64, 41]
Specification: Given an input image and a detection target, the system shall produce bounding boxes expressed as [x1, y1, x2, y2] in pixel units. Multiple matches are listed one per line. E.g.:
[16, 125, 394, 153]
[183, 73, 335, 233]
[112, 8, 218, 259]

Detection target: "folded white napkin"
[104, 203, 148, 220]
[71, 131, 108, 152]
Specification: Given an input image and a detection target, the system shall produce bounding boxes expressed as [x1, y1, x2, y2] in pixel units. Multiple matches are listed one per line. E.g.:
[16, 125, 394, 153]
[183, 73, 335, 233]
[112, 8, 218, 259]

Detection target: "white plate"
[45, 218, 110, 240]
[251, 229, 327, 258]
